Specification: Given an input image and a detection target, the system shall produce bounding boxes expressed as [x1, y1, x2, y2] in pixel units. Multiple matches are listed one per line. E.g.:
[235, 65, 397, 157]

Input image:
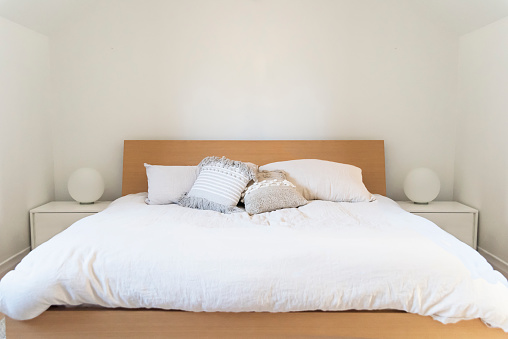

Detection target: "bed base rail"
[7, 309, 508, 339]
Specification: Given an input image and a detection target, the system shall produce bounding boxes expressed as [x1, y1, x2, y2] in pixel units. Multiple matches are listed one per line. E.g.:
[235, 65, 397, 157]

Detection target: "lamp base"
[79, 202, 95, 205]
[413, 202, 429, 205]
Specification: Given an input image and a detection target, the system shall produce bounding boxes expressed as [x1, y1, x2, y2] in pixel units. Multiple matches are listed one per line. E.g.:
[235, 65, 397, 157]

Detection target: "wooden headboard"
[122, 140, 386, 196]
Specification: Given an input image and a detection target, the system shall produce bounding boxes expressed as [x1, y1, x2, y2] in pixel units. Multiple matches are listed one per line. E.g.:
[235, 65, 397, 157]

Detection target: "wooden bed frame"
[121, 140, 387, 196]
[6, 140, 508, 338]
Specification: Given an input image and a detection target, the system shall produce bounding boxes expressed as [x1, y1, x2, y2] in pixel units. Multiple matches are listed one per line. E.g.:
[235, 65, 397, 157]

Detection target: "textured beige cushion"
[243, 170, 308, 215]
[260, 159, 374, 202]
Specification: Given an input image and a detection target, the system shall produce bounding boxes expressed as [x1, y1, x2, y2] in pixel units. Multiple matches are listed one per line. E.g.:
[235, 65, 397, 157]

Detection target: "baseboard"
[0, 247, 30, 280]
[478, 247, 508, 279]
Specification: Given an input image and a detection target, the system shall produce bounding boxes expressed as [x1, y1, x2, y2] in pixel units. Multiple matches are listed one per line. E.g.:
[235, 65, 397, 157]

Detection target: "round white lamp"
[403, 168, 440, 204]
[68, 168, 105, 204]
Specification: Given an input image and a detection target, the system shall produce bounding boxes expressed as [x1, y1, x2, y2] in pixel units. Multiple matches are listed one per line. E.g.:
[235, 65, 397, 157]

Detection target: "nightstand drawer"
[30, 201, 111, 249]
[33, 212, 94, 248]
[413, 212, 475, 248]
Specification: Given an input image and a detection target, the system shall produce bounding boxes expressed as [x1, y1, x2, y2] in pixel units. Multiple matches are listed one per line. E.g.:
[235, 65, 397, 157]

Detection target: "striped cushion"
[178, 156, 255, 213]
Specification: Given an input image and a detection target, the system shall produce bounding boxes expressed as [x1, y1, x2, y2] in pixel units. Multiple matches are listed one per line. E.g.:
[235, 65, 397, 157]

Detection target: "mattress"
[1, 193, 507, 331]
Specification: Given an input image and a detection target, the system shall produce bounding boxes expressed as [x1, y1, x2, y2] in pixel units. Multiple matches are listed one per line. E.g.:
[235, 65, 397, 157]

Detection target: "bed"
[2, 140, 508, 338]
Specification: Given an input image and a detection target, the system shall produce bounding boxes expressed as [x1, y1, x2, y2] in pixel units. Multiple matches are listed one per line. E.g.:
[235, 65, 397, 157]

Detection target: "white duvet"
[1, 194, 508, 331]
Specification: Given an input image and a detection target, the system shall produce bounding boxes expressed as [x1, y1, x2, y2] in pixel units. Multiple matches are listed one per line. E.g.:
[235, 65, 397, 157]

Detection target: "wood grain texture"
[122, 140, 386, 196]
[7, 309, 508, 339]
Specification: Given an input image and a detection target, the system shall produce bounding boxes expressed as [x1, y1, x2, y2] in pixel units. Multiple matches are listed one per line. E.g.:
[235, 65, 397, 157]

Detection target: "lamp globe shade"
[403, 168, 440, 204]
[68, 168, 105, 204]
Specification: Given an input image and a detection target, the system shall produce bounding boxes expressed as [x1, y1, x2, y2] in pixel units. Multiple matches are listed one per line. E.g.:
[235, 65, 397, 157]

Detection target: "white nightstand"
[30, 201, 111, 249]
[396, 201, 478, 249]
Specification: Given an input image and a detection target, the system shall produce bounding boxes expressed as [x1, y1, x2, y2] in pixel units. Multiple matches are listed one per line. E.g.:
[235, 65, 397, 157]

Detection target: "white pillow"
[259, 159, 374, 202]
[144, 164, 197, 205]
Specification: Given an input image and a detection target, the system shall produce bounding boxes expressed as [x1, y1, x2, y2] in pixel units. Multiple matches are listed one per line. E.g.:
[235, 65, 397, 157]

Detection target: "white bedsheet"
[1, 194, 507, 331]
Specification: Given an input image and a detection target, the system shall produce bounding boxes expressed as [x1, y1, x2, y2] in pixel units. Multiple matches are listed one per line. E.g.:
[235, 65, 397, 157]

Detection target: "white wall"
[50, 0, 459, 201]
[0, 17, 54, 265]
[455, 16, 508, 266]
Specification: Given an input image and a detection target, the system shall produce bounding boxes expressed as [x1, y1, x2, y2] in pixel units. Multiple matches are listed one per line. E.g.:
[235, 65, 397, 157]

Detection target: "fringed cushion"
[178, 156, 256, 213]
[243, 170, 308, 215]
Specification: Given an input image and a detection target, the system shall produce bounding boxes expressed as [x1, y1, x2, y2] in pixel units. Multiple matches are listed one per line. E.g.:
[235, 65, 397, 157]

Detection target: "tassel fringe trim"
[177, 194, 243, 214]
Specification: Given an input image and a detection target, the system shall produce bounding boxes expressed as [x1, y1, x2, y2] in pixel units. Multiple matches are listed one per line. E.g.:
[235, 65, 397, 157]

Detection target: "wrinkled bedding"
[1, 194, 507, 331]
